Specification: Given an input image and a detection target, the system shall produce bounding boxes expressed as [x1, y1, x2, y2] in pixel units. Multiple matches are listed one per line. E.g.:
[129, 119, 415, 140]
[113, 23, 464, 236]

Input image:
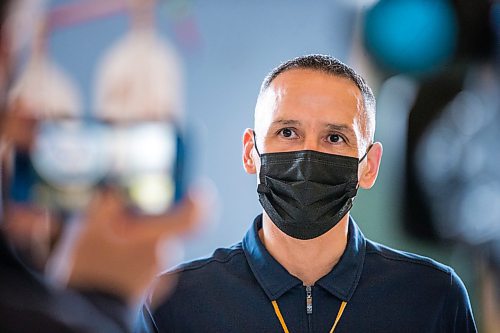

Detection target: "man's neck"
[258, 212, 349, 286]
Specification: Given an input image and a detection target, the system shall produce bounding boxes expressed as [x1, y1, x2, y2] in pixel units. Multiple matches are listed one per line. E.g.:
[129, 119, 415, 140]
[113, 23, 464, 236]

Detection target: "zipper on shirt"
[305, 285, 313, 314]
[305, 285, 313, 332]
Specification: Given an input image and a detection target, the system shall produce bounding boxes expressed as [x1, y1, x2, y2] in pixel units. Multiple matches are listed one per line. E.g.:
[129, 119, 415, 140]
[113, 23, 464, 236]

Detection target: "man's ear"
[359, 142, 383, 189]
[242, 128, 257, 174]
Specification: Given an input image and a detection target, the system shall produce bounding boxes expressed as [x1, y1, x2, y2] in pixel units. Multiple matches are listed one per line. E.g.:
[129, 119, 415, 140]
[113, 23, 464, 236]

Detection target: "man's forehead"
[255, 69, 364, 122]
[253, 67, 371, 150]
[266, 68, 361, 95]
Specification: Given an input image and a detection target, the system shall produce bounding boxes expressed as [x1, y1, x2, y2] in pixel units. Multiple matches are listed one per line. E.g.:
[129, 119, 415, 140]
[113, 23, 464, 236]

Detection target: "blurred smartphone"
[9, 119, 186, 216]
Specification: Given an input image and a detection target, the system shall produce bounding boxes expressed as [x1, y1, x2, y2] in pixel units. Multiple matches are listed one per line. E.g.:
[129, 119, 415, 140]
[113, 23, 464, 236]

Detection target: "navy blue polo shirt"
[136, 215, 476, 333]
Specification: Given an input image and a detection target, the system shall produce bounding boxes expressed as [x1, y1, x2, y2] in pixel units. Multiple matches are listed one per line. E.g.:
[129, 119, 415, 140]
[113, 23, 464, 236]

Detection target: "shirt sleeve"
[77, 289, 133, 333]
[0, 234, 134, 333]
[440, 269, 477, 333]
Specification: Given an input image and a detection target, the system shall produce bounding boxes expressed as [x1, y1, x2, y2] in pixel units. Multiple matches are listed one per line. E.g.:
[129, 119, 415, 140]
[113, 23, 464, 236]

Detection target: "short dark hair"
[259, 54, 376, 142]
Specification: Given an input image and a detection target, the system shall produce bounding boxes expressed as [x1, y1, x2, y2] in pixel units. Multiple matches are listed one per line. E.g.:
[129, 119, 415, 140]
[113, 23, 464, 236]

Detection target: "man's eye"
[280, 128, 294, 138]
[327, 134, 343, 143]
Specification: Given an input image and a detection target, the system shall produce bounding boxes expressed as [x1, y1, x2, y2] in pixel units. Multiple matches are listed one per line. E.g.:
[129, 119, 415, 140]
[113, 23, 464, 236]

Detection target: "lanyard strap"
[271, 300, 348, 333]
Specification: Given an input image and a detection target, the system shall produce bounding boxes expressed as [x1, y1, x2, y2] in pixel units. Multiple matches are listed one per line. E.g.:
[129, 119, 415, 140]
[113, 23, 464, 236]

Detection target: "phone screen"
[10, 119, 184, 216]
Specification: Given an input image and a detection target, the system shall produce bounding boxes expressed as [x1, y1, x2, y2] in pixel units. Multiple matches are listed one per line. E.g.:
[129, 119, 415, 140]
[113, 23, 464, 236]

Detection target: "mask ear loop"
[355, 143, 374, 190]
[252, 130, 262, 157]
[358, 143, 373, 164]
[252, 130, 271, 194]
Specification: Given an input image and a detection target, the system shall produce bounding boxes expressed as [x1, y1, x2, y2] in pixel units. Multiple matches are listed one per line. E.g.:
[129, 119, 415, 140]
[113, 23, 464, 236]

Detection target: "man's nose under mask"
[255, 137, 367, 240]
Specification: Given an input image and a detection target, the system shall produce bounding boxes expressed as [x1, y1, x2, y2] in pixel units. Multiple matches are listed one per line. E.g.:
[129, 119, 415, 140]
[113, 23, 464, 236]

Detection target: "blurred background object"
[1, 2, 211, 331]
[363, 0, 458, 75]
[94, 0, 184, 121]
[4, 0, 498, 331]
[362, 0, 500, 331]
[4, 0, 189, 268]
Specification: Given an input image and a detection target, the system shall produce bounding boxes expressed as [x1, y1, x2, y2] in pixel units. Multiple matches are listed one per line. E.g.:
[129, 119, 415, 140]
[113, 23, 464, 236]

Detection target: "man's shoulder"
[362, 239, 470, 306]
[364, 238, 453, 277]
[152, 242, 257, 310]
[162, 242, 246, 277]
[362, 238, 476, 331]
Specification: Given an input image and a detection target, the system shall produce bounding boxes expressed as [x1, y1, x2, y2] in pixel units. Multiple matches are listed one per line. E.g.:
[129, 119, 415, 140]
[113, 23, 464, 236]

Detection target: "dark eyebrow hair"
[325, 123, 355, 136]
[269, 119, 301, 127]
[269, 120, 357, 138]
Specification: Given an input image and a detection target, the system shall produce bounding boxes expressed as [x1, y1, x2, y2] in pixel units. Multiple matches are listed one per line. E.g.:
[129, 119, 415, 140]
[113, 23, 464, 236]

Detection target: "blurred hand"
[3, 203, 58, 270]
[2, 107, 213, 305]
[0, 100, 38, 151]
[50, 185, 212, 305]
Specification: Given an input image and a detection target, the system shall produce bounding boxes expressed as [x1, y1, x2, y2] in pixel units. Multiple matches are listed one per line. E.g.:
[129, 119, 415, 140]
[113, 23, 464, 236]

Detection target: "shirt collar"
[315, 216, 366, 301]
[242, 214, 366, 302]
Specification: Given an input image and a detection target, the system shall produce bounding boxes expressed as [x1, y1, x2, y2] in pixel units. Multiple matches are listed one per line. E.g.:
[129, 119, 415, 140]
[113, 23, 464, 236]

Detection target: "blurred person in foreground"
[0, 1, 211, 332]
[138, 55, 476, 332]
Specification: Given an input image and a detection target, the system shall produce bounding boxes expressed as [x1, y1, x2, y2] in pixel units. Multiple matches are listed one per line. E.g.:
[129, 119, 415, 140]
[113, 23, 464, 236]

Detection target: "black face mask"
[255, 135, 368, 240]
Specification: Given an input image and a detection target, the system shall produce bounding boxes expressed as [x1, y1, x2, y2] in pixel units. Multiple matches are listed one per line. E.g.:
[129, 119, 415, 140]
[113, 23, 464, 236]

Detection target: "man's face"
[242, 67, 383, 235]
[254, 69, 368, 159]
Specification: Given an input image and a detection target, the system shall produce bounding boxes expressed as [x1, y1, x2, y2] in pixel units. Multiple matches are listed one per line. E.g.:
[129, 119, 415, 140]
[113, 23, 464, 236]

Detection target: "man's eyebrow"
[269, 119, 301, 127]
[268, 120, 357, 138]
[325, 123, 356, 137]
